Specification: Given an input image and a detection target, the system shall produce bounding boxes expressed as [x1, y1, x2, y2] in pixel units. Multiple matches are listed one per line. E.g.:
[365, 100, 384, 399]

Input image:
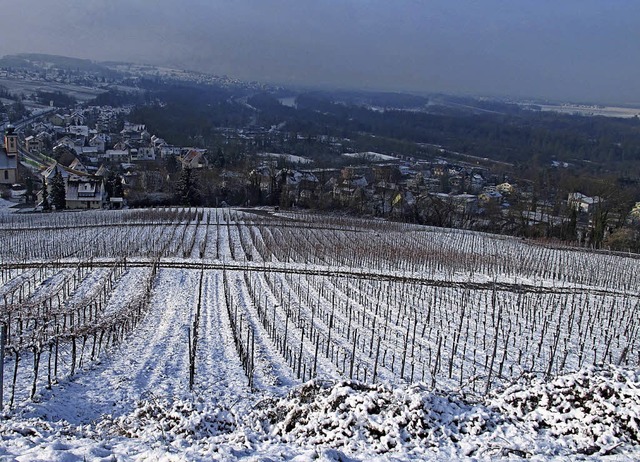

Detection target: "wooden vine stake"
[0, 323, 5, 410]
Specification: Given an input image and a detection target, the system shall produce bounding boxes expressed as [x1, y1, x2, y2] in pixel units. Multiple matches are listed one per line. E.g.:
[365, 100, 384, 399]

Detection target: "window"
[4, 171, 8, 180]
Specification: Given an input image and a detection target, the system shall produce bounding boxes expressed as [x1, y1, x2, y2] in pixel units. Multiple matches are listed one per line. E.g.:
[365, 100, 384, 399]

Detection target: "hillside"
[0, 207, 638, 459]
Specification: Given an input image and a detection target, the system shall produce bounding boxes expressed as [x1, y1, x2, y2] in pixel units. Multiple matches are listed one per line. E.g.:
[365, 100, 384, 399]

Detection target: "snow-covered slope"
[0, 208, 639, 460]
[1, 366, 638, 460]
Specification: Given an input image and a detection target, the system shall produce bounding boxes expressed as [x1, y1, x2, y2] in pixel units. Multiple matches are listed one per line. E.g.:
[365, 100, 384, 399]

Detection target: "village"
[0, 99, 634, 251]
[0, 52, 637, 250]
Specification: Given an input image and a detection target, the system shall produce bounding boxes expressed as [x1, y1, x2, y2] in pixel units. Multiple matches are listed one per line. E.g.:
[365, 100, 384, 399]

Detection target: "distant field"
[537, 103, 640, 118]
[0, 77, 105, 102]
[258, 152, 313, 164]
[344, 151, 398, 162]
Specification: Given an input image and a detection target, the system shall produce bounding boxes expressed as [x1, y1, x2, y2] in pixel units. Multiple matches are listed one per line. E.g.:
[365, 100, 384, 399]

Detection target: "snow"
[1, 366, 639, 460]
[258, 152, 313, 164]
[343, 152, 398, 162]
[0, 198, 18, 214]
[0, 207, 639, 460]
[278, 97, 297, 108]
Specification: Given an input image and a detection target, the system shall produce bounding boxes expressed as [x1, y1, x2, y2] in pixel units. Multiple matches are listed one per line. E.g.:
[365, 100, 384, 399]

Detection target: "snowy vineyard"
[0, 207, 638, 460]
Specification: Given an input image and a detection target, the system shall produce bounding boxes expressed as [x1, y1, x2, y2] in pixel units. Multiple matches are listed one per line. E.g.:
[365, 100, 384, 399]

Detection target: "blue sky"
[1, 1, 639, 103]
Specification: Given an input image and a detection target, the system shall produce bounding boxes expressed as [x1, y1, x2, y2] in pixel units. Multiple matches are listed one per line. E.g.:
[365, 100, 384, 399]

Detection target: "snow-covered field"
[0, 208, 638, 460]
[534, 103, 640, 119]
[343, 152, 398, 162]
[0, 77, 105, 103]
[258, 152, 313, 164]
[0, 199, 17, 214]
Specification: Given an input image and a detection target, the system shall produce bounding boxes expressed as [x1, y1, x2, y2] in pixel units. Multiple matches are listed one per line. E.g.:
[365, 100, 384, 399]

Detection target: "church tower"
[4, 125, 18, 156]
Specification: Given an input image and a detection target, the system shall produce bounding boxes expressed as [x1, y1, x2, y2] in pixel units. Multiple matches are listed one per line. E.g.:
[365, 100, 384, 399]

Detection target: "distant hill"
[0, 53, 117, 76]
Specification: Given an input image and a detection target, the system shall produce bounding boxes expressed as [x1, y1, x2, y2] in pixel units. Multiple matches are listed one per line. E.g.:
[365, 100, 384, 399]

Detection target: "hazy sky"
[1, 1, 639, 103]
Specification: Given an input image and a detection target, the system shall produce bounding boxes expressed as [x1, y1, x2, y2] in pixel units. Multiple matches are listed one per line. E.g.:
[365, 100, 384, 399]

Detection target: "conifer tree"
[41, 179, 50, 211]
[113, 175, 124, 198]
[50, 171, 66, 210]
[176, 167, 200, 206]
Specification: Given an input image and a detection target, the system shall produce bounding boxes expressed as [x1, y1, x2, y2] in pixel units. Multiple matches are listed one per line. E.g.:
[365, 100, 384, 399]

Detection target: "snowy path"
[16, 268, 250, 425]
[230, 271, 298, 390]
[193, 270, 250, 400]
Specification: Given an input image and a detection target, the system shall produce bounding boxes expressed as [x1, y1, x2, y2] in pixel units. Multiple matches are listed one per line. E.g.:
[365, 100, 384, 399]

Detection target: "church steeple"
[4, 125, 18, 156]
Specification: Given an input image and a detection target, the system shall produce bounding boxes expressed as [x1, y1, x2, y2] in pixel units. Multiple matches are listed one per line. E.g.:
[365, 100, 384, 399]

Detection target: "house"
[497, 182, 515, 195]
[66, 111, 85, 126]
[0, 126, 19, 185]
[112, 141, 130, 152]
[428, 193, 478, 215]
[180, 149, 208, 169]
[89, 134, 107, 153]
[68, 158, 88, 173]
[131, 146, 156, 161]
[628, 202, 640, 224]
[452, 193, 479, 214]
[160, 145, 181, 158]
[66, 175, 105, 209]
[150, 135, 166, 148]
[66, 125, 90, 138]
[122, 122, 146, 133]
[470, 173, 486, 193]
[31, 122, 52, 134]
[96, 165, 109, 178]
[54, 136, 76, 151]
[56, 148, 80, 169]
[101, 150, 129, 162]
[279, 170, 319, 187]
[567, 192, 603, 213]
[120, 123, 150, 143]
[49, 113, 65, 126]
[76, 146, 100, 157]
[479, 190, 503, 205]
[25, 135, 43, 153]
[41, 162, 106, 209]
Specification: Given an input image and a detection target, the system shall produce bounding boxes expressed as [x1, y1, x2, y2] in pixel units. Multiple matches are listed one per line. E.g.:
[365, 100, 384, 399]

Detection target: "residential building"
[567, 192, 603, 213]
[25, 135, 43, 153]
[0, 125, 19, 185]
[180, 149, 208, 169]
[41, 162, 106, 209]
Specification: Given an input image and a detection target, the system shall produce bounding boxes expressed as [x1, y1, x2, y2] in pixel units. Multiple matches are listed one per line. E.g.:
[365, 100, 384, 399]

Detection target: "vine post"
[0, 323, 5, 410]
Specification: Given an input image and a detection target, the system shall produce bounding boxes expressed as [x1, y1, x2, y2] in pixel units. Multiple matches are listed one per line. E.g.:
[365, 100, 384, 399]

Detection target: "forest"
[124, 80, 640, 176]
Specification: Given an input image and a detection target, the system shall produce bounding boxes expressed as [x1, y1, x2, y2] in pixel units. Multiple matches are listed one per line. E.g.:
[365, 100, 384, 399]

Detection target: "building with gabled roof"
[41, 162, 106, 209]
[25, 135, 43, 153]
[568, 192, 603, 214]
[0, 125, 19, 185]
[180, 149, 208, 169]
[68, 158, 88, 173]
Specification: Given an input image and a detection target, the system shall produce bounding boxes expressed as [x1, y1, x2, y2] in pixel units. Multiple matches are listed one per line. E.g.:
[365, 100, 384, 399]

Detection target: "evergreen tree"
[176, 167, 200, 206]
[113, 176, 124, 198]
[213, 147, 225, 169]
[41, 179, 50, 211]
[50, 171, 66, 210]
[105, 172, 124, 198]
[165, 155, 178, 174]
[566, 206, 578, 241]
[590, 207, 609, 249]
[104, 172, 115, 198]
[25, 177, 34, 204]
